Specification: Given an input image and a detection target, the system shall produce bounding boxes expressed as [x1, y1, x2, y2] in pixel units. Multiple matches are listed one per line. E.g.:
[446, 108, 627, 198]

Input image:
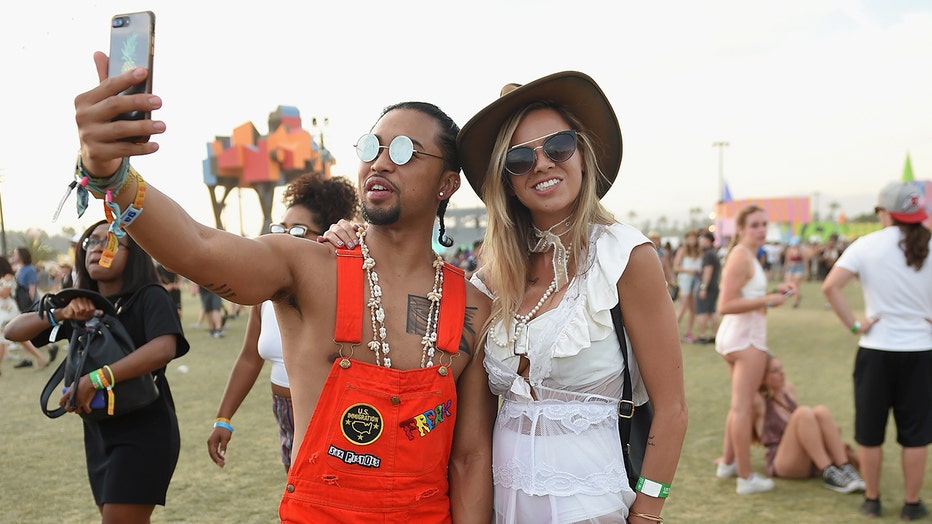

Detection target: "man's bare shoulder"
[258, 234, 339, 300]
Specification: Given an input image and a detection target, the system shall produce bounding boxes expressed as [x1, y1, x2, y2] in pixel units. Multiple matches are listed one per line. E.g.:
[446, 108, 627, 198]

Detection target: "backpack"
[39, 286, 161, 420]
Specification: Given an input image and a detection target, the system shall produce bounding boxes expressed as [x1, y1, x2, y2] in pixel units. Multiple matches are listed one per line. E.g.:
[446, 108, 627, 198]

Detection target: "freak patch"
[399, 399, 454, 441]
[341, 403, 383, 445]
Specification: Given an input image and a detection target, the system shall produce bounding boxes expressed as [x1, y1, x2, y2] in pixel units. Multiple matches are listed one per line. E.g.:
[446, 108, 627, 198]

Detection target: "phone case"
[109, 11, 155, 121]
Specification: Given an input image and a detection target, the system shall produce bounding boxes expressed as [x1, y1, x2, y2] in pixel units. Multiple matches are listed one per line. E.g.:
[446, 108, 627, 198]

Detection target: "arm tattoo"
[405, 296, 476, 356]
[204, 282, 236, 300]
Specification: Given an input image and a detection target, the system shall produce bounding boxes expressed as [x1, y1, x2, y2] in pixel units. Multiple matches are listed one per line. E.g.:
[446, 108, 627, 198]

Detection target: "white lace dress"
[473, 223, 651, 524]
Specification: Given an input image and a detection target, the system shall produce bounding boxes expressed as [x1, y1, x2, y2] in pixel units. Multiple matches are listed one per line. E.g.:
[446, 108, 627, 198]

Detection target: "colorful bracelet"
[89, 369, 105, 391]
[76, 155, 131, 197]
[102, 365, 116, 385]
[99, 170, 146, 269]
[635, 476, 671, 498]
[98, 369, 116, 416]
[213, 420, 234, 433]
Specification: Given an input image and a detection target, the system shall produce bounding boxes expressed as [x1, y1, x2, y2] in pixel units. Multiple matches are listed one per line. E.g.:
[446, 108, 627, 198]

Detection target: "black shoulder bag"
[39, 286, 161, 420]
[611, 303, 654, 487]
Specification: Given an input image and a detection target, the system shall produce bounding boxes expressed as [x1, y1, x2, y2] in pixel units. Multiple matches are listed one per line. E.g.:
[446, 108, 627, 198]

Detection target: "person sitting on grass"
[750, 353, 864, 493]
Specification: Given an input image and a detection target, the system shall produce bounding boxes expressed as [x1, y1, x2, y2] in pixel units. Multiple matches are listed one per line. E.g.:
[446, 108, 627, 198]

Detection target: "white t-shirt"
[834, 226, 932, 351]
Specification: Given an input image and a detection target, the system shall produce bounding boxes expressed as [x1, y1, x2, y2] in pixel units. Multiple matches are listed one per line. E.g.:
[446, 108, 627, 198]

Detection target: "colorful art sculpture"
[202, 105, 333, 233]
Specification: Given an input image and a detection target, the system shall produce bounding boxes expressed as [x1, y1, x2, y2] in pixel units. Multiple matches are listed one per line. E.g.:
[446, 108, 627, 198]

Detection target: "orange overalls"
[279, 248, 465, 523]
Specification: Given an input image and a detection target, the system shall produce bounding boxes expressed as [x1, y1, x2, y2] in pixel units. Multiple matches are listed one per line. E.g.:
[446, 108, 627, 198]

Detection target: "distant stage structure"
[202, 105, 333, 233]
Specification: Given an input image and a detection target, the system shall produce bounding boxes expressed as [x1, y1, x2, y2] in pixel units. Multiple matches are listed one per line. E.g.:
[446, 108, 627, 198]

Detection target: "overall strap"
[334, 247, 364, 344]
[436, 262, 465, 354]
[333, 250, 467, 353]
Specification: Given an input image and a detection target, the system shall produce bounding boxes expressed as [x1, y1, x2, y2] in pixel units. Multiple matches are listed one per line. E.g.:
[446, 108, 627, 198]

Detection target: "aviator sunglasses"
[355, 133, 444, 166]
[504, 130, 578, 176]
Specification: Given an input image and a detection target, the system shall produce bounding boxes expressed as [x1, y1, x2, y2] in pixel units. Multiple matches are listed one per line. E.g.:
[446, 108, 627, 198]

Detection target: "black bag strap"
[39, 360, 68, 418]
[611, 304, 635, 448]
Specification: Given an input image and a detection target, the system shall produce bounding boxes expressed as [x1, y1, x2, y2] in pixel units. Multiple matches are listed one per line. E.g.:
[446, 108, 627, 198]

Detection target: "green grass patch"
[1, 282, 928, 523]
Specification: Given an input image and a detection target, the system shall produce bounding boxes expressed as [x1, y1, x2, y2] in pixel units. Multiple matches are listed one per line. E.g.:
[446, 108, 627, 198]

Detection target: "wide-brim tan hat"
[457, 71, 622, 201]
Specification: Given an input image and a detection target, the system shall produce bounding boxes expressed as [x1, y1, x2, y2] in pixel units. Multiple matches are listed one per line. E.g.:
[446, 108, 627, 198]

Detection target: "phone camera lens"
[112, 17, 127, 28]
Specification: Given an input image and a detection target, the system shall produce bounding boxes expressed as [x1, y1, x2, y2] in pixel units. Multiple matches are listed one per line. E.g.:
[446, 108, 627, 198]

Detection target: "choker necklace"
[358, 225, 445, 371]
[529, 215, 573, 290]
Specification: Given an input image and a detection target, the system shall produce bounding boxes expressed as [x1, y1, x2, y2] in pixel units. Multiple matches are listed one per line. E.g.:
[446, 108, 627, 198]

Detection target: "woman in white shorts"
[715, 205, 796, 494]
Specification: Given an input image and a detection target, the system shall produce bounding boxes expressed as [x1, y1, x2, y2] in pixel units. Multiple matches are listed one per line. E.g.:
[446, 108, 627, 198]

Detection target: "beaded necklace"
[489, 242, 571, 357]
[358, 225, 444, 369]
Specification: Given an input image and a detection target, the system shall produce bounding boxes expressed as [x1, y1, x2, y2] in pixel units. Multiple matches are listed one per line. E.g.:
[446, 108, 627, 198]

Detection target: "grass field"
[0, 281, 928, 523]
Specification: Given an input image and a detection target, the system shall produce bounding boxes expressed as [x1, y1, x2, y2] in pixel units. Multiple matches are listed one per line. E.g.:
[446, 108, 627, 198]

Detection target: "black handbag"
[611, 304, 654, 487]
[39, 286, 160, 421]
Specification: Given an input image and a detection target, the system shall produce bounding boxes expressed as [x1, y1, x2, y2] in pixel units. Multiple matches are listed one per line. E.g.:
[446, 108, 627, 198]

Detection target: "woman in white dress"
[457, 72, 688, 524]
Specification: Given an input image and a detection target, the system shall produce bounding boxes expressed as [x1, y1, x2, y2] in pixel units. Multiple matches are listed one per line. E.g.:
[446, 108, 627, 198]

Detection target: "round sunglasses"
[355, 133, 443, 166]
[504, 130, 578, 176]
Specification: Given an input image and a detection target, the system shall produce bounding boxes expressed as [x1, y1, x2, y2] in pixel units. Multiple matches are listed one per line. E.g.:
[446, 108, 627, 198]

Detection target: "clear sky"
[1, 1, 930, 239]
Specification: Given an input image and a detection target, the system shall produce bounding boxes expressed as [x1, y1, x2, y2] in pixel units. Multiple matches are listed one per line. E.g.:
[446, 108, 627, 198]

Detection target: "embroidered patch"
[399, 399, 454, 441]
[328, 444, 382, 468]
[341, 403, 383, 445]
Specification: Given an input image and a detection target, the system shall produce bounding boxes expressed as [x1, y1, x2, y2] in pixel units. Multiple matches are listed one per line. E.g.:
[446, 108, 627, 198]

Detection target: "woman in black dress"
[4, 220, 189, 523]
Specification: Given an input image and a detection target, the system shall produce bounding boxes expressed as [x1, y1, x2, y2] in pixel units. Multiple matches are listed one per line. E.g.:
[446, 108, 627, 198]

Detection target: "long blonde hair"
[478, 102, 615, 335]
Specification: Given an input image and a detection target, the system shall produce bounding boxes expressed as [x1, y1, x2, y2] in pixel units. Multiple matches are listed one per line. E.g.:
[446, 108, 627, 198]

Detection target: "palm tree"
[17, 230, 55, 263]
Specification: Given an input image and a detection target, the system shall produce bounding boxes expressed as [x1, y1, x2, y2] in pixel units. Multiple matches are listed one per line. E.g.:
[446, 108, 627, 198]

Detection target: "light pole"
[0, 170, 6, 256]
[712, 141, 729, 202]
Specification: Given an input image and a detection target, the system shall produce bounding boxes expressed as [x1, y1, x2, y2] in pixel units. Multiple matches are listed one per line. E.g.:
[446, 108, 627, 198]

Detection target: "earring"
[439, 191, 445, 197]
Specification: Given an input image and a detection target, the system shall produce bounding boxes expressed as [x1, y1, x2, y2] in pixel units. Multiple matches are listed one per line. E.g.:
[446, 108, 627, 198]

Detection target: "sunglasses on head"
[504, 130, 578, 176]
[355, 134, 443, 166]
[269, 223, 320, 237]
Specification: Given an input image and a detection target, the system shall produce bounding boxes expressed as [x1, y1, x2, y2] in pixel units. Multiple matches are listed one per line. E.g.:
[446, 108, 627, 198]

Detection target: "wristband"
[89, 369, 105, 391]
[765, 301, 773, 308]
[47, 308, 62, 328]
[850, 321, 861, 334]
[635, 476, 671, 498]
[213, 421, 234, 433]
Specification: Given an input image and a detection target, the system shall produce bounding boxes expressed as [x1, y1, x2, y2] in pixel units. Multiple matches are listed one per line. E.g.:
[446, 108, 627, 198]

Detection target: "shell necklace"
[358, 225, 444, 370]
